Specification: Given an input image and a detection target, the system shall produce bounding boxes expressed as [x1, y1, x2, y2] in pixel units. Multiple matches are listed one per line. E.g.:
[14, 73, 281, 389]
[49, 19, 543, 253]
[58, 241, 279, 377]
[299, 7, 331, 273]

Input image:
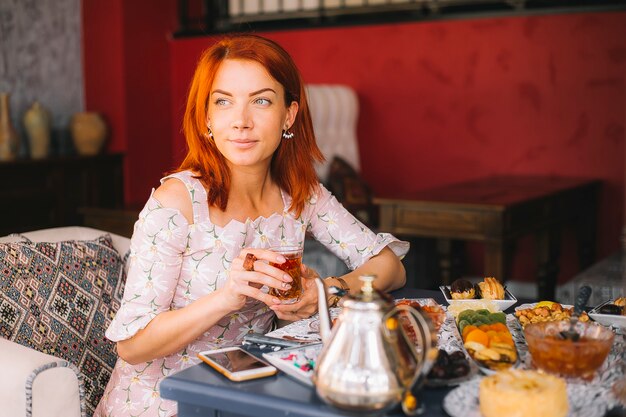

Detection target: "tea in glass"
[269, 246, 303, 304]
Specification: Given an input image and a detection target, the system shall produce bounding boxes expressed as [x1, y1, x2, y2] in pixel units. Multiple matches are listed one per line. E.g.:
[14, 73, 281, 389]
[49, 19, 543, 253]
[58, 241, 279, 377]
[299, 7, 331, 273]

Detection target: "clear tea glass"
[269, 246, 303, 304]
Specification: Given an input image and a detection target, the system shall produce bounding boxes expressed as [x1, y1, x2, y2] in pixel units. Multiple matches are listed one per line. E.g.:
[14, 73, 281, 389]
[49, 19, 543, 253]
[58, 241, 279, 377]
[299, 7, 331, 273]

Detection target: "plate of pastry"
[440, 277, 517, 312]
[588, 297, 626, 328]
[443, 370, 617, 417]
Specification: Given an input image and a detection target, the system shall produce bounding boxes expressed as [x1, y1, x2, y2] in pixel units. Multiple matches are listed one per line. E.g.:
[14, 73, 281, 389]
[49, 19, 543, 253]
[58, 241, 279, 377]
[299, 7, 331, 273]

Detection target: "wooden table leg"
[436, 238, 453, 285]
[485, 241, 503, 281]
[484, 240, 516, 283]
[536, 228, 561, 301]
[435, 239, 466, 285]
[576, 200, 597, 270]
[450, 240, 466, 283]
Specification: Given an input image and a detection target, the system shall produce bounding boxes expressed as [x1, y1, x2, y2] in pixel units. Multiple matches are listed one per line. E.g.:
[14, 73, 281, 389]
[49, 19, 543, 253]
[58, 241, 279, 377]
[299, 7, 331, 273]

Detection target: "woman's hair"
[178, 34, 324, 217]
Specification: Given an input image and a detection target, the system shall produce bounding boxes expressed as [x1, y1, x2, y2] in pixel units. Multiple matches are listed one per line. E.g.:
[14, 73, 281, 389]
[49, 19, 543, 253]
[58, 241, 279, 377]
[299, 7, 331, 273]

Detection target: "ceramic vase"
[0, 93, 20, 161]
[23, 101, 52, 159]
[70, 112, 107, 156]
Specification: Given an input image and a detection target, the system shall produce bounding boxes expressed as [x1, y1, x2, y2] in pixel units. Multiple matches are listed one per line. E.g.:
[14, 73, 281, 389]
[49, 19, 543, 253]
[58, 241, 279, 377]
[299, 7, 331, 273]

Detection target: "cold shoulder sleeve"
[305, 184, 409, 271]
[106, 195, 189, 342]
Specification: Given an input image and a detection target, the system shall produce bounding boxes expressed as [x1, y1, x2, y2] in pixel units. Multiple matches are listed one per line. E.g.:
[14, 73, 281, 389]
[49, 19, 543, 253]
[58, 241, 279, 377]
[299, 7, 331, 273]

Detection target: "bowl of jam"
[524, 320, 614, 380]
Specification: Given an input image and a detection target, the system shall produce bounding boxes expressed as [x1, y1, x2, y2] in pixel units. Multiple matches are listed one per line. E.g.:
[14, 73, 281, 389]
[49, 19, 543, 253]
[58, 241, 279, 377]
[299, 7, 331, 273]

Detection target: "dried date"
[427, 349, 471, 380]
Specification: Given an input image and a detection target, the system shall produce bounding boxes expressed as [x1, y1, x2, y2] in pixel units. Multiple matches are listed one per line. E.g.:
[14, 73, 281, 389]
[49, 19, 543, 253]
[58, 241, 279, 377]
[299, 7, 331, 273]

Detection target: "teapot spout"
[315, 277, 332, 342]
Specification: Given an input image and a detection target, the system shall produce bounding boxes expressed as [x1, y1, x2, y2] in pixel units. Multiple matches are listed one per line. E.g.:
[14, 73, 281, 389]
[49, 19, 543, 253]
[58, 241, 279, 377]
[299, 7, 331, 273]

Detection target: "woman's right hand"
[219, 248, 294, 312]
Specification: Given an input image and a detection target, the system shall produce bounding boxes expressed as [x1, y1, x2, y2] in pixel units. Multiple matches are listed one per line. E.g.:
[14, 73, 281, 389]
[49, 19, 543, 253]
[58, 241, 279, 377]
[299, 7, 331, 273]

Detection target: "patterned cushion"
[0, 235, 126, 415]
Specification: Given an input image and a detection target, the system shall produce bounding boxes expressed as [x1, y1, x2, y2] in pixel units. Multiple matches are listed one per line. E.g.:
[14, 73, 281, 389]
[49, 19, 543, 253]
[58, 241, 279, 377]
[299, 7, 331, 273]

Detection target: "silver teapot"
[313, 275, 438, 414]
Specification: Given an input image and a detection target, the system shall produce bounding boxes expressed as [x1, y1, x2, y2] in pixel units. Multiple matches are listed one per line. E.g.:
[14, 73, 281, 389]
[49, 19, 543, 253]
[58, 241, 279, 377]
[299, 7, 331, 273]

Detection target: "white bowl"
[589, 299, 626, 329]
[439, 286, 517, 312]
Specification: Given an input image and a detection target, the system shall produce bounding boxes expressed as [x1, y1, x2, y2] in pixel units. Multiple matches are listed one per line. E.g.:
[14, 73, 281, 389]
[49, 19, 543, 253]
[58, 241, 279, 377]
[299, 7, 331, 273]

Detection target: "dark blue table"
[160, 288, 453, 417]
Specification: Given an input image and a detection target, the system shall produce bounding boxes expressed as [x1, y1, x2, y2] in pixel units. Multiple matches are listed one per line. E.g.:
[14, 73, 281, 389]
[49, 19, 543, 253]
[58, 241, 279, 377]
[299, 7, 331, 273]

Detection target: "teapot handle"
[384, 305, 438, 390]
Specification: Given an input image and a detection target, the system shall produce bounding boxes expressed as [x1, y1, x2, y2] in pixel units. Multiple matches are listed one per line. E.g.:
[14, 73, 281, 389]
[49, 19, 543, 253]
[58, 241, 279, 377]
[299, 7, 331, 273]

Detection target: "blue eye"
[215, 98, 228, 106]
[254, 98, 271, 106]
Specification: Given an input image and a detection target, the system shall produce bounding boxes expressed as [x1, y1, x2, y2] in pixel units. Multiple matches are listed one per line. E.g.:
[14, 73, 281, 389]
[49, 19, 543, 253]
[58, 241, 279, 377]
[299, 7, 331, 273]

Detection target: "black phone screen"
[205, 349, 268, 372]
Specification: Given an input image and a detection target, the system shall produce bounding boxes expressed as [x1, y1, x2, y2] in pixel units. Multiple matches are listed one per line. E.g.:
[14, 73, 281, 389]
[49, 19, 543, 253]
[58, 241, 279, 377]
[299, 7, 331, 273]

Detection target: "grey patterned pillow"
[0, 235, 126, 415]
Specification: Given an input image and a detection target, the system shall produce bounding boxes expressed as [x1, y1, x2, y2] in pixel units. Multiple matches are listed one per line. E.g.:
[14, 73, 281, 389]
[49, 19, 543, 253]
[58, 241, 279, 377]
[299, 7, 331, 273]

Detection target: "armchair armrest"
[0, 338, 83, 417]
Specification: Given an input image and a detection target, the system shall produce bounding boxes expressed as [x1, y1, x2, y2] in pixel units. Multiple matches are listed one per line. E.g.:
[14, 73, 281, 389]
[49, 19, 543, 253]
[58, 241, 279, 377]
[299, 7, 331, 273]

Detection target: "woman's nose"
[231, 105, 253, 130]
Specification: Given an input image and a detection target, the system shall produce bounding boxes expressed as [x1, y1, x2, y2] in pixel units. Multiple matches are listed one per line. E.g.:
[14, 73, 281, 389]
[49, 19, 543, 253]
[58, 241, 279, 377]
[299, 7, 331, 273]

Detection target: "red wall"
[169, 12, 625, 283]
[82, 0, 177, 206]
[82, 5, 625, 285]
[82, 0, 126, 152]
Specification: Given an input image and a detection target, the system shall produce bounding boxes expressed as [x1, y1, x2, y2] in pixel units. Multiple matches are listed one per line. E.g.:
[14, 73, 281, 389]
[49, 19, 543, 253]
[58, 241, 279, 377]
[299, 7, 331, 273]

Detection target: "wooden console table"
[0, 153, 124, 236]
[375, 176, 600, 300]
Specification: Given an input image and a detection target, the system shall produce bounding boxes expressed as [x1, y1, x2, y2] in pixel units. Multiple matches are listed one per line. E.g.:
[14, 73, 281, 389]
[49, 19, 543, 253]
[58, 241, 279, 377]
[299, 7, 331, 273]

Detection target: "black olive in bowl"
[599, 304, 624, 315]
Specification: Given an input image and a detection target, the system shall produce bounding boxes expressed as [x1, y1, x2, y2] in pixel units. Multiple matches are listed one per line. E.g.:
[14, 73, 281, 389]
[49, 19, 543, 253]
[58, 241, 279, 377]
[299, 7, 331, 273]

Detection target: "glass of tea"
[269, 246, 303, 304]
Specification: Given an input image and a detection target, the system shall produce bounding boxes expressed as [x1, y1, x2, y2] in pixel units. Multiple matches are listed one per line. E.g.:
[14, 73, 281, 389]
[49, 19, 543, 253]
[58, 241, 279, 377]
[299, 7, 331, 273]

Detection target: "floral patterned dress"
[94, 170, 409, 417]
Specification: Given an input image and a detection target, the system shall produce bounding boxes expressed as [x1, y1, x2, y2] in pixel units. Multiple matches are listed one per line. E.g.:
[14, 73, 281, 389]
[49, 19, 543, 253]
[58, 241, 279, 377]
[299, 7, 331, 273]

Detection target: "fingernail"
[272, 298, 281, 304]
[282, 282, 291, 289]
[283, 274, 292, 282]
[277, 255, 286, 263]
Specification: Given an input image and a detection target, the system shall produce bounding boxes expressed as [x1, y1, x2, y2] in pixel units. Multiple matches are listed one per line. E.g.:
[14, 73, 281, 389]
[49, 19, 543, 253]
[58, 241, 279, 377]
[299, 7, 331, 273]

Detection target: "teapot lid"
[342, 274, 393, 311]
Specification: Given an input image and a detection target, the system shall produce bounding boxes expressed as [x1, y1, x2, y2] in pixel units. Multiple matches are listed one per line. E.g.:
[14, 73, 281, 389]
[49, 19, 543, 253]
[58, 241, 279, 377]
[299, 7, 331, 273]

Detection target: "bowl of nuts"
[514, 301, 589, 328]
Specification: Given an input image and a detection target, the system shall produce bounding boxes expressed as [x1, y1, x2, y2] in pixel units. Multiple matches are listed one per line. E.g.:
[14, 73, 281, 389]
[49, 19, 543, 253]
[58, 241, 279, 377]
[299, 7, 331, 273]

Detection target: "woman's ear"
[285, 101, 299, 130]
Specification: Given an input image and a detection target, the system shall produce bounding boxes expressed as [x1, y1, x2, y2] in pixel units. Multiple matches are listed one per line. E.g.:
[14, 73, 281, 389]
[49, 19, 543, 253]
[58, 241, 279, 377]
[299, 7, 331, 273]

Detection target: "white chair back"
[305, 84, 360, 182]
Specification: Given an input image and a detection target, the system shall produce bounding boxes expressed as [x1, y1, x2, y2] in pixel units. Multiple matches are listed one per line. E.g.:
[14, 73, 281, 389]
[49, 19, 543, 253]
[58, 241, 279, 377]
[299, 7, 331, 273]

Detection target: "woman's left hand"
[270, 264, 319, 321]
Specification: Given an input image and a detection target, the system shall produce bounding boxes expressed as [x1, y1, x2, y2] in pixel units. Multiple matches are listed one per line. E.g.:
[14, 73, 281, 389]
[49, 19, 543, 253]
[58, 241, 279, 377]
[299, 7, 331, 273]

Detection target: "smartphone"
[198, 346, 277, 381]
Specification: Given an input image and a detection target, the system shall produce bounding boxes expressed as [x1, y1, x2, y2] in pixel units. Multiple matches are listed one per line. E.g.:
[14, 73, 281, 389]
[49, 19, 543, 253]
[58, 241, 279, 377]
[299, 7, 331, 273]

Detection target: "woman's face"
[207, 59, 298, 170]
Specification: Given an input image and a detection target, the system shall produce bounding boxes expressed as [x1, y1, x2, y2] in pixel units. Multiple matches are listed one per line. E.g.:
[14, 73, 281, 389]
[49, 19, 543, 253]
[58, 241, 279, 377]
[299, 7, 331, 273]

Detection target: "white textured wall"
[0, 0, 83, 156]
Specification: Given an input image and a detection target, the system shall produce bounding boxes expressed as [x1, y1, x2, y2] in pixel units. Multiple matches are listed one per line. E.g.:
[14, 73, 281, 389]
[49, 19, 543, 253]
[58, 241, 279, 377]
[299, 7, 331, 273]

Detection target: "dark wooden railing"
[175, 0, 626, 37]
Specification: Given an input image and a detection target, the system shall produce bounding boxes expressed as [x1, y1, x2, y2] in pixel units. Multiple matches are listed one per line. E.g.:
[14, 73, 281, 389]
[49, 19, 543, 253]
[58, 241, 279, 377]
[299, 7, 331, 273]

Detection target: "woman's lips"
[230, 139, 257, 149]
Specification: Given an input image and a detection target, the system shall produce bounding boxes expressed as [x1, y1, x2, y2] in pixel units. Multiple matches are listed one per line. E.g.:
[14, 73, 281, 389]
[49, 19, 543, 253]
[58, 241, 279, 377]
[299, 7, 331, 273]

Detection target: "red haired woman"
[95, 34, 408, 417]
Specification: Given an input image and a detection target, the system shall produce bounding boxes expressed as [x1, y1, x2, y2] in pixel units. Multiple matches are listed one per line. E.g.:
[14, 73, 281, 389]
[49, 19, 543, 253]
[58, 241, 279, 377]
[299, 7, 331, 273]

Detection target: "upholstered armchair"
[0, 227, 130, 417]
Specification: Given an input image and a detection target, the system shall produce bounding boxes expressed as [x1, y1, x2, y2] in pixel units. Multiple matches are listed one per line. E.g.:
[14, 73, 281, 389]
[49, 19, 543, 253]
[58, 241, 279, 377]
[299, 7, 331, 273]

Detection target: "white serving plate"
[588, 299, 626, 329]
[440, 286, 517, 311]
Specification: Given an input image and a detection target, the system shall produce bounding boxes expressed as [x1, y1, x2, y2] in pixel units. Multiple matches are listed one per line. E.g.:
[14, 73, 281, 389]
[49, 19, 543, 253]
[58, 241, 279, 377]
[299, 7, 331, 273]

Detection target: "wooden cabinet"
[0, 153, 124, 235]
